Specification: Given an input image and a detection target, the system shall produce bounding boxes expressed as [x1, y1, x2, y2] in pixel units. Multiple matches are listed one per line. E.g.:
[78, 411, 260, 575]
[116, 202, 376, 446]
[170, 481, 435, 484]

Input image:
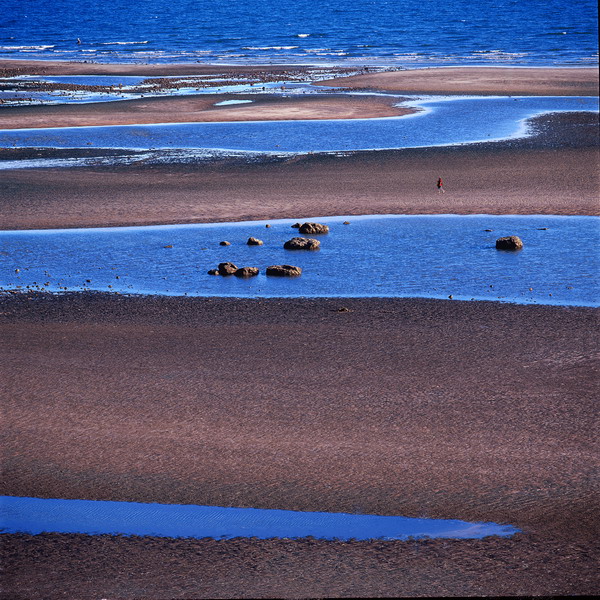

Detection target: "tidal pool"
[0, 496, 519, 541]
[1, 215, 598, 306]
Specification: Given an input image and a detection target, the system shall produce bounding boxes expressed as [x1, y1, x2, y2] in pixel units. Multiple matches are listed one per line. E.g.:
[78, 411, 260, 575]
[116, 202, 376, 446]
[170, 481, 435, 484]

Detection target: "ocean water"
[0, 0, 597, 66]
[2, 215, 598, 306]
[0, 495, 519, 541]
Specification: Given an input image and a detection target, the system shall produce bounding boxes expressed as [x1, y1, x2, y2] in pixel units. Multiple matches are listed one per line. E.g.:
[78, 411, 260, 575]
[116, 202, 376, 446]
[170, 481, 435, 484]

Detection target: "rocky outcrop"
[299, 222, 329, 234]
[218, 262, 238, 275]
[234, 267, 260, 278]
[266, 265, 302, 277]
[247, 237, 263, 246]
[284, 237, 320, 250]
[496, 236, 524, 250]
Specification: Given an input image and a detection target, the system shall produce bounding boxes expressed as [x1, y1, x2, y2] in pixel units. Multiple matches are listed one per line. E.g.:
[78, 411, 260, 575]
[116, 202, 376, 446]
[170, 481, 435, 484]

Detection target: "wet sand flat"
[1, 293, 598, 597]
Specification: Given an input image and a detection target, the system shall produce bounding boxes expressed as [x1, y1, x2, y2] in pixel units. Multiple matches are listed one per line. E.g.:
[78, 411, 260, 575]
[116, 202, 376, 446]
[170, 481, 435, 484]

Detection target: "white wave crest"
[98, 41, 149, 46]
[243, 46, 299, 50]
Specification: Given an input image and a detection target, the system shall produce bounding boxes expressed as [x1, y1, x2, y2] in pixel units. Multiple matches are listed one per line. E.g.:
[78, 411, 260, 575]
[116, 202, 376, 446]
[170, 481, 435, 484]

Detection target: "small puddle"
[0, 496, 519, 541]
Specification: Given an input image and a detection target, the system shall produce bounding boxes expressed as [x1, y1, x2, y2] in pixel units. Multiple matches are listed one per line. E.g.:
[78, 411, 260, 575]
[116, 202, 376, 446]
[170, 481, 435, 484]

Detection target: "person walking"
[436, 177, 445, 193]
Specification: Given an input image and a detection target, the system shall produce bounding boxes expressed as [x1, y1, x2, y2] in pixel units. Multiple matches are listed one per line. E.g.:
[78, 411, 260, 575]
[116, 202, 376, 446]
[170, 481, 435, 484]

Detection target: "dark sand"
[1, 293, 599, 597]
[1, 111, 598, 230]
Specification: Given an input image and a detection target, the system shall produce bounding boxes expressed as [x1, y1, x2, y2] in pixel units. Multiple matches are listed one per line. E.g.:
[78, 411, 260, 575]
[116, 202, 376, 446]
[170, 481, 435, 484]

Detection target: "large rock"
[496, 236, 523, 250]
[284, 237, 320, 250]
[234, 267, 260, 278]
[218, 262, 238, 275]
[266, 265, 302, 277]
[247, 237, 263, 246]
[299, 222, 329, 234]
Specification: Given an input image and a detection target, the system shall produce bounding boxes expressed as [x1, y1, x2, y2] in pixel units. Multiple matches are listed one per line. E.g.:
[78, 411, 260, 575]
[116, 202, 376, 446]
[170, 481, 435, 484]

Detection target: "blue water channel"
[0, 96, 597, 153]
[0, 496, 519, 541]
[1, 215, 598, 306]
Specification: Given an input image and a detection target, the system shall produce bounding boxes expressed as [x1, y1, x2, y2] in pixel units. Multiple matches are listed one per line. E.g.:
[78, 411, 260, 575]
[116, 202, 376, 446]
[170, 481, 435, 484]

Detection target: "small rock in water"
[537, 227, 549, 230]
[164, 245, 173, 248]
[218, 262, 238, 276]
[343, 221, 350, 225]
[219, 241, 231, 246]
[266, 265, 302, 277]
[234, 267, 260, 278]
[284, 237, 320, 250]
[495, 236, 523, 250]
[291, 222, 302, 229]
[299, 222, 329, 234]
[207, 269, 220, 276]
[448, 295, 453, 299]
[265, 224, 271, 228]
[484, 229, 493, 232]
[247, 237, 264, 246]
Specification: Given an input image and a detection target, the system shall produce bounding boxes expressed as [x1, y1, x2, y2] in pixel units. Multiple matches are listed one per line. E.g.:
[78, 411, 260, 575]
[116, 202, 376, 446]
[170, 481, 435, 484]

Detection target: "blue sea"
[0, 0, 597, 66]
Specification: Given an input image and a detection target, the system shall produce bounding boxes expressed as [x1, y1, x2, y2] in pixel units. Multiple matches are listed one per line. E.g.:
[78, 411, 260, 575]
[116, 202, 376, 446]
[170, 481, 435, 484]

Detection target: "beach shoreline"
[2, 57, 599, 599]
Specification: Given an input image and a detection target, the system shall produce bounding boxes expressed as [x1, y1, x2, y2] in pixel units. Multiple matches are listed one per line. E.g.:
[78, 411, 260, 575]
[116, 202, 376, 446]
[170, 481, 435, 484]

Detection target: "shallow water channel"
[0, 496, 519, 541]
[1, 95, 597, 153]
[1, 215, 598, 306]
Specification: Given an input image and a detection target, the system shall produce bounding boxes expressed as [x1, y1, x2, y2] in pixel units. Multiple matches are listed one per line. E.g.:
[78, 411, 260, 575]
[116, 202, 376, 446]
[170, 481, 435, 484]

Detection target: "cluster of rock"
[208, 221, 331, 279]
[208, 262, 302, 277]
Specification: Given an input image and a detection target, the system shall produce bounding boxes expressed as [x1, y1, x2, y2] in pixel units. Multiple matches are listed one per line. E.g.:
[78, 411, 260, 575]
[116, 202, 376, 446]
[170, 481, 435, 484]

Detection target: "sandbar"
[319, 66, 600, 96]
[0, 94, 413, 129]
